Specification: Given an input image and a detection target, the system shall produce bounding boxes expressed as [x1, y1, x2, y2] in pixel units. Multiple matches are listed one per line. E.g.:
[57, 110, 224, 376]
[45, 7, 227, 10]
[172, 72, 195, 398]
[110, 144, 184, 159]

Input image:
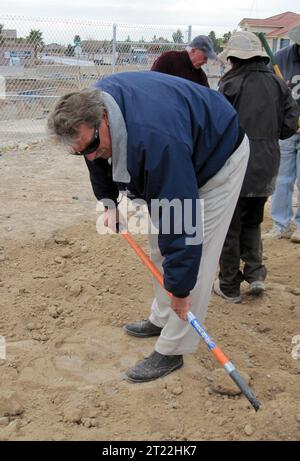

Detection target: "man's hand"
[171, 295, 191, 321]
[103, 208, 125, 233]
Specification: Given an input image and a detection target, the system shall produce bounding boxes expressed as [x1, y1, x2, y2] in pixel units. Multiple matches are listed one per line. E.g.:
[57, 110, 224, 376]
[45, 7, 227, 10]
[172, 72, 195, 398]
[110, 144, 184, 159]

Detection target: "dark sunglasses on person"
[71, 126, 100, 156]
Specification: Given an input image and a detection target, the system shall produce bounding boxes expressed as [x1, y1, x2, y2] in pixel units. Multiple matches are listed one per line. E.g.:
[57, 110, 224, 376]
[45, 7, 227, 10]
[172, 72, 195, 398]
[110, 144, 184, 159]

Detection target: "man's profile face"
[189, 48, 208, 68]
[71, 113, 112, 161]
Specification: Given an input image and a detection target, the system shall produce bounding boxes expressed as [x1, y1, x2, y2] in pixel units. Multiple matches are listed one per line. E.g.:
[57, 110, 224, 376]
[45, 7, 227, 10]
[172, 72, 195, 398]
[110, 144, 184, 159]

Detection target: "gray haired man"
[151, 35, 217, 87]
[48, 71, 249, 383]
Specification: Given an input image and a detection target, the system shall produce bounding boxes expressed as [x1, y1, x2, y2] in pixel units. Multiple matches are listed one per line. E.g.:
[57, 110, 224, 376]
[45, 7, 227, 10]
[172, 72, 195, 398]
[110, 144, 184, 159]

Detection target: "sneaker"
[213, 279, 242, 304]
[125, 351, 183, 383]
[291, 229, 300, 243]
[264, 225, 292, 239]
[249, 281, 265, 295]
[123, 319, 162, 338]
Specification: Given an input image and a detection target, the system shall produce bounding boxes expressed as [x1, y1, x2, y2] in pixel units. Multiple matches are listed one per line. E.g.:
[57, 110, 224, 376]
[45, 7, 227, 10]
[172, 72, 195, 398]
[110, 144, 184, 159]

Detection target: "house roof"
[239, 11, 300, 38]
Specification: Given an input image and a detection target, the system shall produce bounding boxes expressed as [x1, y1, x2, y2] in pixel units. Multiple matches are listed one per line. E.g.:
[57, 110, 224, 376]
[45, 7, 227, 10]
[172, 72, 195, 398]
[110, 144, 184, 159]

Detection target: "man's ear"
[103, 111, 109, 126]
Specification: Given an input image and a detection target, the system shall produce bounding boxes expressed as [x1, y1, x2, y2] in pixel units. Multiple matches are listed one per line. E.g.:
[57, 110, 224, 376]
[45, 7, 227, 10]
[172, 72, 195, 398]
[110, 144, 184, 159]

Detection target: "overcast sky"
[1, 0, 299, 42]
[2, 1, 299, 28]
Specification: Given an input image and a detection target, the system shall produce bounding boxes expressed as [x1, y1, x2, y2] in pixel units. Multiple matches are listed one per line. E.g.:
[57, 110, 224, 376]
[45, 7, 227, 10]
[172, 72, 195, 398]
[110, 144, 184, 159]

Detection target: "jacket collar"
[182, 50, 193, 69]
[220, 61, 270, 83]
[101, 91, 131, 184]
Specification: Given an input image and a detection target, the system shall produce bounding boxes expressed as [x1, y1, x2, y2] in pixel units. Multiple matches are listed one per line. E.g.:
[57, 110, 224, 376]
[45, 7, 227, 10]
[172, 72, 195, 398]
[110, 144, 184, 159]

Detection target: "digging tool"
[120, 229, 261, 411]
[258, 32, 300, 128]
[258, 32, 283, 78]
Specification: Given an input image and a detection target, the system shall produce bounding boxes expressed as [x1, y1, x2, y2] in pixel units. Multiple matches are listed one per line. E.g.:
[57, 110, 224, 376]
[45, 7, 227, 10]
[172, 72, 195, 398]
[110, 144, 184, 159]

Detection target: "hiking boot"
[213, 279, 242, 304]
[123, 319, 162, 338]
[291, 229, 300, 243]
[125, 351, 183, 383]
[264, 225, 292, 239]
[249, 281, 265, 295]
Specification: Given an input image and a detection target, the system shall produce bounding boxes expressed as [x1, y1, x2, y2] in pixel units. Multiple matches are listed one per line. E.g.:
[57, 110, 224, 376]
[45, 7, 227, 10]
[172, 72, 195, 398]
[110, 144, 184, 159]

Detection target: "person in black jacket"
[214, 31, 300, 303]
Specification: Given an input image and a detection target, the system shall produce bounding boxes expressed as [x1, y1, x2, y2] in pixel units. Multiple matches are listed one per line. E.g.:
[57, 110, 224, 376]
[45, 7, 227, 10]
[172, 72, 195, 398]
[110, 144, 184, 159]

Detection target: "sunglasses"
[71, 126, 100, 156]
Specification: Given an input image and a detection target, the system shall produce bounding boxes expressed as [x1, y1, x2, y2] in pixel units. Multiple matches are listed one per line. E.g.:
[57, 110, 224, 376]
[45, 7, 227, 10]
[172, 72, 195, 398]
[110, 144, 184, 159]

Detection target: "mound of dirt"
[0, 143, 300, 441]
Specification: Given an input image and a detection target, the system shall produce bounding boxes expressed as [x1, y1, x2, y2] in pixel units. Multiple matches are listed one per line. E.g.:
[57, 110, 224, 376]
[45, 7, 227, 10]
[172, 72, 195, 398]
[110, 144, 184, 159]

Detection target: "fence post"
[188, 25, 192, 43]
[112, 23, 117, 74]
[0, 76, 6, 100]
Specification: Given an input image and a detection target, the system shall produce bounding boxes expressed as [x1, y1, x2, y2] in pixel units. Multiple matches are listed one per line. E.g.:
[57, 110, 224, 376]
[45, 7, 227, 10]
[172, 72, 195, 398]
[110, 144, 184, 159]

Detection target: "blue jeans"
[271, 133, 300, 230]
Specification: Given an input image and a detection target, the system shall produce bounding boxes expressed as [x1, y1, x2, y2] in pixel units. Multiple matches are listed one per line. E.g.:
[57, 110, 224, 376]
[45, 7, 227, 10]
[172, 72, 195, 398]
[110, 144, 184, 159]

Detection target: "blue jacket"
[87, 71, 241, 297]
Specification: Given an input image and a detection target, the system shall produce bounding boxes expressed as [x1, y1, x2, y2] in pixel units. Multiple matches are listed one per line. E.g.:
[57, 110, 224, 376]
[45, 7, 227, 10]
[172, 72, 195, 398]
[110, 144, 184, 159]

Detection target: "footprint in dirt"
[9, 321, 151, 387]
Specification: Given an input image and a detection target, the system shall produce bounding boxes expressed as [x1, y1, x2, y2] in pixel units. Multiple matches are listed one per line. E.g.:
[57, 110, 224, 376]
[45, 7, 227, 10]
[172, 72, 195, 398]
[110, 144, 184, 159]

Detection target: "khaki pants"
[148, 135, 250, 355]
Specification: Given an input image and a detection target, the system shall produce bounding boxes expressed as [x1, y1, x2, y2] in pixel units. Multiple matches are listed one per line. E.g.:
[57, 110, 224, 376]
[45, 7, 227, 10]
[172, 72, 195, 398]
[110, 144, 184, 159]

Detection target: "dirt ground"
[0, 141, 300, 441]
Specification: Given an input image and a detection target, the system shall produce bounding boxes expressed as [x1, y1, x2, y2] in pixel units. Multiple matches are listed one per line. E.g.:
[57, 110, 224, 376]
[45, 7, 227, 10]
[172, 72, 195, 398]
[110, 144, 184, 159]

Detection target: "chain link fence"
[0, 15, 223, 144]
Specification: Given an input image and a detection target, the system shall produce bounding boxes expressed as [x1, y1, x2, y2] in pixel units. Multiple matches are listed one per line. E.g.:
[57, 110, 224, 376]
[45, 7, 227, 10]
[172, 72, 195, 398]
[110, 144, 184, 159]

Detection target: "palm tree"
[74, 35, 81, 46]
[26, 29, 44, 60]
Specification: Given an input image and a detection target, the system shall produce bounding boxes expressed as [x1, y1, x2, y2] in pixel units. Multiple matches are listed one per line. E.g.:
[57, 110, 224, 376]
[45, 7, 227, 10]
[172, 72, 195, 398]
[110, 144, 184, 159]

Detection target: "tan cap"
[218, 31, 269, 61]
[288, 25, 300, 45]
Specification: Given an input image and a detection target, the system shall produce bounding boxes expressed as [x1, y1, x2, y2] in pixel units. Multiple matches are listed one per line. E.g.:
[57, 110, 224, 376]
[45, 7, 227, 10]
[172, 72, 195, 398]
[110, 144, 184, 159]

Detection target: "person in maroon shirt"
[151, 35, 217, 87]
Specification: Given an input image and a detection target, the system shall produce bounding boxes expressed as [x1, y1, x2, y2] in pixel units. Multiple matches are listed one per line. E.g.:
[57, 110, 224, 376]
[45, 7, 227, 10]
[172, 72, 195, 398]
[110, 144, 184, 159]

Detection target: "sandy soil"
[0, 141, 300, 441]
